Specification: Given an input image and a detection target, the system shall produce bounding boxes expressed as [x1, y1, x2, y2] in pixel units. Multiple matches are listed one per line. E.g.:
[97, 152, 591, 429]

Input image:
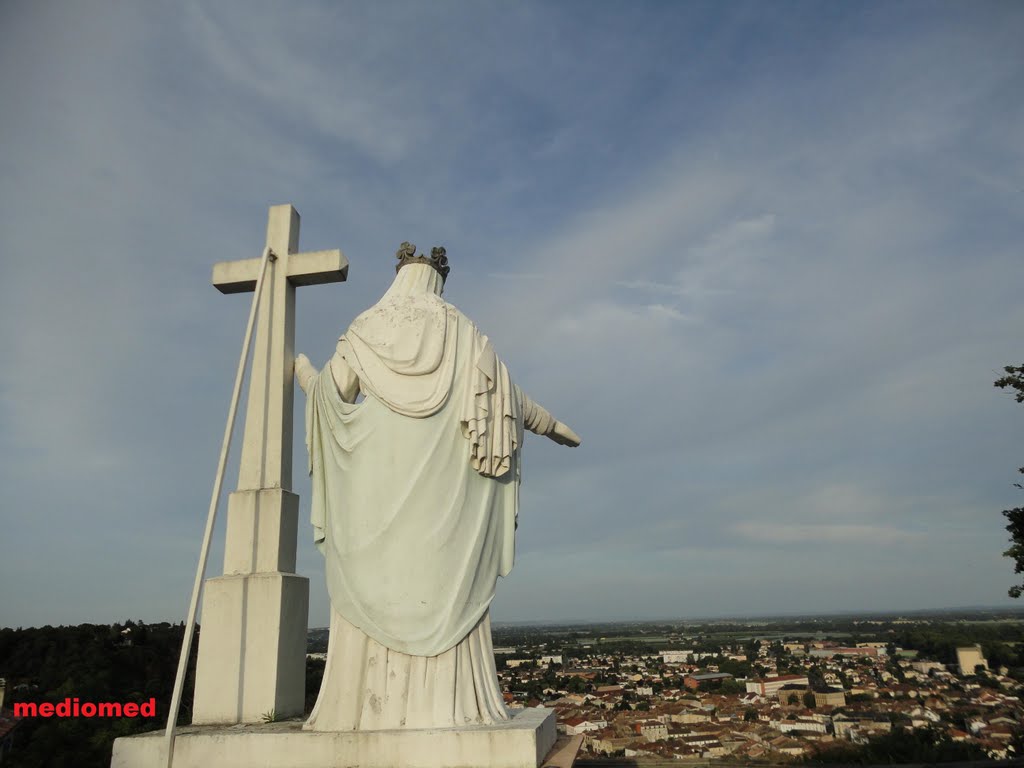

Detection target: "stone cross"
[192, 204, 347, 725]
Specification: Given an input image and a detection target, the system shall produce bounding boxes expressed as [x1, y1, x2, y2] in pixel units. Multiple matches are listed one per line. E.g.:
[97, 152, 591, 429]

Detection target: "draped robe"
[301, 264, 552, 731]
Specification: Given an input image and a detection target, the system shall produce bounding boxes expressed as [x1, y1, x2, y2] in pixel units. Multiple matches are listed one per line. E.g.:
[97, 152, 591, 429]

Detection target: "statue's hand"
[548, 421, 581, 447]
[294, 353, 318, 394]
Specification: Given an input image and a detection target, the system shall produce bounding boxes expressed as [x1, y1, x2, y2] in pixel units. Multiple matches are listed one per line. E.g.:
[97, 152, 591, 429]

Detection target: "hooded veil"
[303, 263, 524, 730]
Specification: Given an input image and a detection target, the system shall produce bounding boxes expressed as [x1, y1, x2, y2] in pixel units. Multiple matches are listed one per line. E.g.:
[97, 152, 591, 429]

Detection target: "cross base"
[192, 572, 309, 725]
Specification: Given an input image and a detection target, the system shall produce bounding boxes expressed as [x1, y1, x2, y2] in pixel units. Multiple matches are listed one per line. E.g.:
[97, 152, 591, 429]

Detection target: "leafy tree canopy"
[995, 365, 1024, 598]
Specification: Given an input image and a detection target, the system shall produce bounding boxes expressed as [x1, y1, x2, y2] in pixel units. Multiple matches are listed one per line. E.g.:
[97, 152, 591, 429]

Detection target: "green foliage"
[805, 727, 986, 764]
[892, 622, 1024, 667]
[887, 661, 907, 682]
[1004, 505, 1024, 599]
[0, 621, 195, 768]
[806, 665, 827, 689]
[305, 656, 325, 713]
[995, 364, 1024, 403]
[994, 364, 1024, 598]
[564, 676, 588, 694]
[716, 657, 752, 677]
[717, 679, 744, 694]
[982, 640, 1016, 669]
[802, 691, 816, 709]
[744, 638, 762, 662]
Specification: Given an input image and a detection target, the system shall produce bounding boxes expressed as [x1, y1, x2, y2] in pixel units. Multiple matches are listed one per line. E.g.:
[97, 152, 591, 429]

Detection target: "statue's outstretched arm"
[548, 420, 582, 447]
[522, 392, 581, 448]
[294, 354, 318, 394]
[293, 352, 361, 403]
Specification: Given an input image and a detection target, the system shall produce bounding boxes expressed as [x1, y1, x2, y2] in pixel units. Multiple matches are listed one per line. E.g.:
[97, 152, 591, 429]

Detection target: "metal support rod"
[162, 246, 276, 768]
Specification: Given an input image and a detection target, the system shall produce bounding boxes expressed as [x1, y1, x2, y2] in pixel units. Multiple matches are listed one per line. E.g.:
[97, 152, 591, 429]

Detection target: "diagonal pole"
[163, 245, 276, 768]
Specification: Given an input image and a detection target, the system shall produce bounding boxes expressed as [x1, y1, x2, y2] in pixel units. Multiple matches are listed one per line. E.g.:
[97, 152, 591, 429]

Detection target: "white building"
[561, 716, 607, 735]
[635, 720, 668, 742]
[660, 650, 694, 664]
[745, 675, 809, 696]
[956, 645, 988, 676]
[772, 717, 828, 734]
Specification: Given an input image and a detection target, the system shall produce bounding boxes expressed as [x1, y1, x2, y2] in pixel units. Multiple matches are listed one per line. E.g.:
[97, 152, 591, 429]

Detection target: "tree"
[718, 679, 744, 694]
[803, 691, 816, 709]
[994, 365, 1024, 597]
[744, 638, 762, 662]
[565, 676, 588, 694]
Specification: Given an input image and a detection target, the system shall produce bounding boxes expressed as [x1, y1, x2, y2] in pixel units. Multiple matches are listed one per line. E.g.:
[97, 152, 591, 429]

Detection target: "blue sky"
[1, 1, 1023, 627]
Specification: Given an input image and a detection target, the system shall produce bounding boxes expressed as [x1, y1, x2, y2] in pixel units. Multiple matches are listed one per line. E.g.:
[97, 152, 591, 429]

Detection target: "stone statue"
[294, 244, 579, 731]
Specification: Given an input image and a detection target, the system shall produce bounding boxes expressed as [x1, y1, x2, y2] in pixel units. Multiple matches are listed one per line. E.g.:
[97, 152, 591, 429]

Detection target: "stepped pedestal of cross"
[189, 204, 350, 725]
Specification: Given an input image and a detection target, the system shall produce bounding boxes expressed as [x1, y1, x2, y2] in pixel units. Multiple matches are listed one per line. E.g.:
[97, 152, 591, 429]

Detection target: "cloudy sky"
[2, 1, 1023, 628]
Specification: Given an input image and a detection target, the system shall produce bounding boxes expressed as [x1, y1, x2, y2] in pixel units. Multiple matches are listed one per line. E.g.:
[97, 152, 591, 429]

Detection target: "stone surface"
[192, 573, 308, 724]
[112, 707, 556, 768]
[213, 249, 348, 294]
[222, 490, 299, 575]
[540, 734, 584, 768]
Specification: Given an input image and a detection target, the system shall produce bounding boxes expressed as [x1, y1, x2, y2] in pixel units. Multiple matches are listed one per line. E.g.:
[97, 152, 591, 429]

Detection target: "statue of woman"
[295, 244, 579, 731]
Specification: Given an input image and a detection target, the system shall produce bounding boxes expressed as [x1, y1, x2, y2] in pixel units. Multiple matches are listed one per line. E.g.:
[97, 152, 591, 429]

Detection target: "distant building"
[832, 713, 892, 740]
[683, 672, 734, 690]
[814, 688, 847, 707]
[633, 720, 668, 742]
[745, 675, 810, 696]
[660, 650, 693, 664]
[777, 683, 809, 704]
[587, 729, 633, 755]
[911, 660, 945, 675]
[856, 642, 889, 654]
[664, 710, 712, 724]
[561, 716, 607, 735]
[770, 736, 809, 756]
[678, 733, 721, 749]
[808, 646, 878, 658]
[772, 716, 828, 734]
[956, 645, 988, 676]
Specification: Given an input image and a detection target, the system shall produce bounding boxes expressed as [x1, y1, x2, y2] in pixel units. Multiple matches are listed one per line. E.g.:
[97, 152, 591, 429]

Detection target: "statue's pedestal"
[112, 707, 556, 768]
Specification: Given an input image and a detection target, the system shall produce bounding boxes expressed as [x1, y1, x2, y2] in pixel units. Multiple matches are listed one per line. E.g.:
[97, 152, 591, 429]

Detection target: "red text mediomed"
[13, 698, 157, 718]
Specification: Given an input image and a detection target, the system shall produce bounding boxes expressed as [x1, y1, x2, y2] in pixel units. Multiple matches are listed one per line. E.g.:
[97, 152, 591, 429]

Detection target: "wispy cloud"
[732, 522, 925, 545]
[2, 1, 1023, 625]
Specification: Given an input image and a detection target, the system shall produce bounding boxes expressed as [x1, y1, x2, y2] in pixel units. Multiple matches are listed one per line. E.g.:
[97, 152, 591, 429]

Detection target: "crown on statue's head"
[395, 242, 450, 283]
